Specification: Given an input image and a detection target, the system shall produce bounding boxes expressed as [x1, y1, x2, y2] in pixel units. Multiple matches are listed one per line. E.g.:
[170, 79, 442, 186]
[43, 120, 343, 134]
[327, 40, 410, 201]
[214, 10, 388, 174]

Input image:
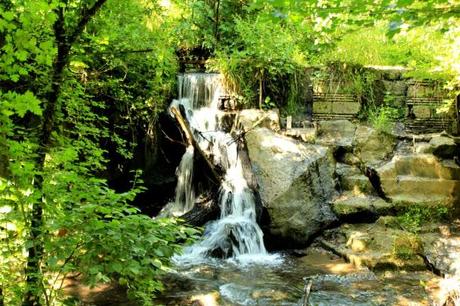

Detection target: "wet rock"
[428, 136, 458, 159]
[377, 154, 460, 208]
[353, 125, 396, 166]
[246, 128, 337, 246]
[237, 109, 281, 132]
[316, 120, 357, 150]
[251, 289, 289, 301]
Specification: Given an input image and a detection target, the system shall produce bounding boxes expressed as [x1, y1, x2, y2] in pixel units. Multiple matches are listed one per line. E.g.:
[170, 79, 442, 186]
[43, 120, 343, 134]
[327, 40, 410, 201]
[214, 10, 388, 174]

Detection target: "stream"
[155, 248, 435, 305]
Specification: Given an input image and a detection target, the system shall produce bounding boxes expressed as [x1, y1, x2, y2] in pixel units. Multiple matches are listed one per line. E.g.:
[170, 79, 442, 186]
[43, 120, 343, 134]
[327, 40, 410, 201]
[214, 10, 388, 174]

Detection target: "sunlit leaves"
[1, 91, 42, 118]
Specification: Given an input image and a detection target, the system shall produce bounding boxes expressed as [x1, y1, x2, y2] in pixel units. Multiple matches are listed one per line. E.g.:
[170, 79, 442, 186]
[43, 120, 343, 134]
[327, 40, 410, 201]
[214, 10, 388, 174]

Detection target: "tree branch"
[67, 0, 107, 45]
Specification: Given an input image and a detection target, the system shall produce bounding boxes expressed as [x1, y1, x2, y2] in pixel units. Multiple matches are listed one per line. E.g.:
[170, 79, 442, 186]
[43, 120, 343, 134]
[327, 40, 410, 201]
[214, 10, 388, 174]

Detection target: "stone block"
[238, 109, 281, 132]
[313, 101, 332, 114]
[332, 102, 361, 115]
[413, 105, 432, 118]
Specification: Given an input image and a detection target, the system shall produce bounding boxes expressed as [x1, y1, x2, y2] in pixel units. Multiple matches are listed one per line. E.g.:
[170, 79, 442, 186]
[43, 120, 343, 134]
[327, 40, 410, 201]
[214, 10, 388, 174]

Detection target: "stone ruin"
[309, 66, 458, 135]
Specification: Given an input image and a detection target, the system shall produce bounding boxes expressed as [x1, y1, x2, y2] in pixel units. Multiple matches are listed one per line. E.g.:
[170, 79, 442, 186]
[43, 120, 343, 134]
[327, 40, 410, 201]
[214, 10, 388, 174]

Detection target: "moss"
[391, 233, 423, 261]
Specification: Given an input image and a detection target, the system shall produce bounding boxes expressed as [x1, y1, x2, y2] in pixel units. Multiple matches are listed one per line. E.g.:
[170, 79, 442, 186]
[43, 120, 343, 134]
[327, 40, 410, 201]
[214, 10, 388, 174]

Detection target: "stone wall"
[305, 67, 458, 135]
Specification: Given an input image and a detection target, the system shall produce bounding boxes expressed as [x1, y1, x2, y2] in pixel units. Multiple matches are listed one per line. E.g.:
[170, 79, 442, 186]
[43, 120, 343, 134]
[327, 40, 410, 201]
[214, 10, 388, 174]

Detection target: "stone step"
[381, 175, 460, 206]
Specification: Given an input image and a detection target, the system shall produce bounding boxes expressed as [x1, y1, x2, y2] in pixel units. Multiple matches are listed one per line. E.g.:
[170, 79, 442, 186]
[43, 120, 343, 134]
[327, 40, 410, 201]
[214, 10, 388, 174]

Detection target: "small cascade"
[173, 145, 195, 213]
[170, 73, 281, 265]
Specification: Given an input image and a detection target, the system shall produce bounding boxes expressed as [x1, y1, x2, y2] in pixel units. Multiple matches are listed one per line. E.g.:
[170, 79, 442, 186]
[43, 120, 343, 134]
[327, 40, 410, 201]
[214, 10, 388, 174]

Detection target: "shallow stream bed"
[154, 248, 438, 306]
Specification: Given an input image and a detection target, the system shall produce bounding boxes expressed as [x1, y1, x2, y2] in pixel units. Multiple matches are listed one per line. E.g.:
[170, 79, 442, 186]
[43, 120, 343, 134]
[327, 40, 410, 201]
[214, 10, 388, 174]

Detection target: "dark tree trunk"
[22, 2, 107, 305]
[214, 0, 221, 48]
[181, 195, 220, 226]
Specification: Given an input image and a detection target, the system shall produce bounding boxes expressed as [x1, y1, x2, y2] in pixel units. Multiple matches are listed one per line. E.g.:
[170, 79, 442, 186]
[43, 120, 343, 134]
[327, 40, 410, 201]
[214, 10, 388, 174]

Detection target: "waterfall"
[170, 73, 281, 265]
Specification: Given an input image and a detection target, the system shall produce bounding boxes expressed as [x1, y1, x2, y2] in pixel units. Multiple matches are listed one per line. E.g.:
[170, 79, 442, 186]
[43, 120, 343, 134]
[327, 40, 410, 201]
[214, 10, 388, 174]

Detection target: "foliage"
[368, 106, 401, 134]
[209, 14, 308, 108]
[0, 0, 196, 305]
[397, 205, 449, 233]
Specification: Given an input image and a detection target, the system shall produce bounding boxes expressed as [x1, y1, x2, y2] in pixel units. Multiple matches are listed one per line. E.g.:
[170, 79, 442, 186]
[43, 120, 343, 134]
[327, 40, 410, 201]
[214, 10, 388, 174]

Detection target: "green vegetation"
[0, 0, 459, 305]
[0, 1, 198, 305]
[397, 205, 449, 233]
[392, 233, 423, 260]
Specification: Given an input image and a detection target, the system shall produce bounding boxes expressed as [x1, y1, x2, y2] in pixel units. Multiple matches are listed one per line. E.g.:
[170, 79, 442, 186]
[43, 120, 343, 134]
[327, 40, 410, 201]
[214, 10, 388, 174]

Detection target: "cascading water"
[170, 73, 281, 265]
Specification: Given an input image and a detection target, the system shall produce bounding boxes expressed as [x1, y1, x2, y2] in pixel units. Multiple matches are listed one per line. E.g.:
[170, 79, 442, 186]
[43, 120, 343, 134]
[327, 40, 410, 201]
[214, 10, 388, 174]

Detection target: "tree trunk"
[22, 2, 107, 305]
[214, 0, 221, 48]
[259, 71, 263, 109]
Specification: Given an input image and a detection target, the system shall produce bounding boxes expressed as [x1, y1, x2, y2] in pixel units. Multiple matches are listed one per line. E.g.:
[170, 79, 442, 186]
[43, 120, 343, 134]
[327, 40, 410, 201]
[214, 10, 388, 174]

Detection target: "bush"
[367, 106, 401, 134]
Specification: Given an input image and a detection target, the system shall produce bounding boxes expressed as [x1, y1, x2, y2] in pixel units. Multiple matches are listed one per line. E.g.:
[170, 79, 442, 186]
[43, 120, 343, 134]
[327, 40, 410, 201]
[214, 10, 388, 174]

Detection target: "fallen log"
[170, 106, 222, 226]
[170, 105, 222, 184]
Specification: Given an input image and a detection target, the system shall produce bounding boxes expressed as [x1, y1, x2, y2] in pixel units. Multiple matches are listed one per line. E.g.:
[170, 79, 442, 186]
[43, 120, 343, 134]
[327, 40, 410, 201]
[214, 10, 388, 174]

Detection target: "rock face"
[245, 128, 336, 245]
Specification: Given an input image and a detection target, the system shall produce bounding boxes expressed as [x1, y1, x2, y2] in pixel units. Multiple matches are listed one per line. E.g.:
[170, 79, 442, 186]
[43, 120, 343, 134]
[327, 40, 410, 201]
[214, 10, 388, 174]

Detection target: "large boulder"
[377, 154, 460, 209]
[245, 128, 336, 245]
[353, 125, 396, 166]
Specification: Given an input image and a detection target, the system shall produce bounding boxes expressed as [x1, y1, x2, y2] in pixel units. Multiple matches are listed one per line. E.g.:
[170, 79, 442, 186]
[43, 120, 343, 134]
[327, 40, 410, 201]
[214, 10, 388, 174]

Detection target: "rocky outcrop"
[428, 135, 458, 159]
[332, 193, 393, 221]
[423, 235, 460, 277]
[245, 128, 336, 245]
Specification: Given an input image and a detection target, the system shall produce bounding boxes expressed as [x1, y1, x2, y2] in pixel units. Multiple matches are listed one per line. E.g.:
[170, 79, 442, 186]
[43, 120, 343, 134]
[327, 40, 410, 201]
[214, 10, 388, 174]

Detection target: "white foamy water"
[169, 73, 282, 266]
